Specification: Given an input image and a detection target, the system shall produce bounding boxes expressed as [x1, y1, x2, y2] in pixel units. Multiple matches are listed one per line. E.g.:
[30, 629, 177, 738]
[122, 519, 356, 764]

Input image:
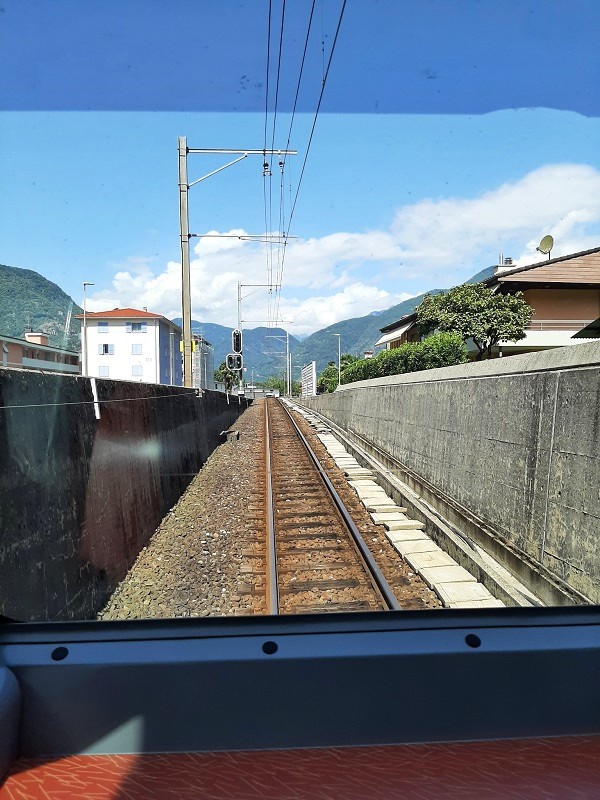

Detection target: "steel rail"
[278, 401, 401, 611]
[264, 400, 280, 614]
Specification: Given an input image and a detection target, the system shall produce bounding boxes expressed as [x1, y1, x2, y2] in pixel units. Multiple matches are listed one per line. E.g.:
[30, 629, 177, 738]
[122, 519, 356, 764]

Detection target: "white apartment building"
[77, 308, 182, 385]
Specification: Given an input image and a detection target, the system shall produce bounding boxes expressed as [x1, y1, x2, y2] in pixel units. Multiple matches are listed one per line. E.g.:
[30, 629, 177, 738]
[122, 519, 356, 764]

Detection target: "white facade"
[82, 315, 182, 384]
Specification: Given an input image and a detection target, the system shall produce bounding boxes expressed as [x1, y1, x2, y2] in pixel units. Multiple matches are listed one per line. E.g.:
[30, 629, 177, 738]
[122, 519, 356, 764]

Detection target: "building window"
[98, 343, 115, 355]
[98, 322, 108, 333]
[132, 365, 143, 377]
[131, 344, 142, 355]
[126, 322, 147, 333]
[98, 366, 109, 377]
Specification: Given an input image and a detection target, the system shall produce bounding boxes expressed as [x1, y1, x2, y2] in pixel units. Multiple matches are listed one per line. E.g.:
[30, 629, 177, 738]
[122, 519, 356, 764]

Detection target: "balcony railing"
[526, 319, 592, 332]
[21, 357, 80, 374]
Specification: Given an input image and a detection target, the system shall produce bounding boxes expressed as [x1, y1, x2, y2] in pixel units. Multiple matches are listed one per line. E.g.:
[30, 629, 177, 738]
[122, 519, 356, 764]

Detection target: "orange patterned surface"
[2, 736, 599, 799]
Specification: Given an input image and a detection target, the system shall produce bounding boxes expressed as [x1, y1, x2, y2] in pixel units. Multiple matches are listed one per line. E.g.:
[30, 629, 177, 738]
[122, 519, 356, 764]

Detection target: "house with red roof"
[75, 308, 182, 385]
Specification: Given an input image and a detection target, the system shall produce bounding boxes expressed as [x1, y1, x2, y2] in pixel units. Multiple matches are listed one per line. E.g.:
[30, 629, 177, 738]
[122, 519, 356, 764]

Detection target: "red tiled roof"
[75, 308, 164, 319]
[74, 308, 181, 332]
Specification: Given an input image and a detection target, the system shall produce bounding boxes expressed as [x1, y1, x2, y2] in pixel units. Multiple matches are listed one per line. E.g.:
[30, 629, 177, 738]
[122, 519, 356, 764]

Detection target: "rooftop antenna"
[536, 234, 554, 260]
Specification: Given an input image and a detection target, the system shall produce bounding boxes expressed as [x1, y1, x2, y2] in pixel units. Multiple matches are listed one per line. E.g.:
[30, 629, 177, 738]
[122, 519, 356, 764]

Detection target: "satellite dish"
[536, 234, 554, 259]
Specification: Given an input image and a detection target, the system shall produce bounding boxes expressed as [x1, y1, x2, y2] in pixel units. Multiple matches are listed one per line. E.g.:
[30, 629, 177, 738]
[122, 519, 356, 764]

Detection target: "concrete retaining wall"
[299, 342, 600, 604]
[0, 369, 248, 621]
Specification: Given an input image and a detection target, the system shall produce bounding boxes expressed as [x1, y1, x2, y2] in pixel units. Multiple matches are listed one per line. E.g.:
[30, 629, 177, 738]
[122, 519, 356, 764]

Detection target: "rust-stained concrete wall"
[0, 369, 248, 621]
[300, 342, 600, 605]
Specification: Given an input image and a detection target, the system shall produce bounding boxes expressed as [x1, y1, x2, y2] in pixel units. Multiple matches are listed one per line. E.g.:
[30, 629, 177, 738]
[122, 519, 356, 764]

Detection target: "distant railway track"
[263, 398, 400, 614]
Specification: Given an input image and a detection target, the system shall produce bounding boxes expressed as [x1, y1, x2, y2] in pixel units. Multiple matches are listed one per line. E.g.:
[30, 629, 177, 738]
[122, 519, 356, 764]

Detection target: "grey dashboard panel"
[1, 608, 599, 757]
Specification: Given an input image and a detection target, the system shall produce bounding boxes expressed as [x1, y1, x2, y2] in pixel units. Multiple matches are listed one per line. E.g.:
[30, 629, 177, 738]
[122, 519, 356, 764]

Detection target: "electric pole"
[177, 140, 296, 389]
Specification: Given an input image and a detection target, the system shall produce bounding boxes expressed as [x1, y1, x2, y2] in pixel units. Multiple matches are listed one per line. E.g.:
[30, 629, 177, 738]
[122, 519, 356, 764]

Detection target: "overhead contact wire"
[263, 0, 273, 326]
[277, 0, 346, 318]
[267, 0, 286, 328]
[286, 0, 347, 239]
[274, 0, 316, 325]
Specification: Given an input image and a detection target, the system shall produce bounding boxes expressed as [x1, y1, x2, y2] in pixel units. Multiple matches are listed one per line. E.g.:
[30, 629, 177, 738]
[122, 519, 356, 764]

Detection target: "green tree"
[415, 283, 534, 359]
[317, 361, 340, 393]
[260, 375, 285, 394]
[340, 353, 359, 369]
[316, 354, 357, 392]
[214, 360, 237, 392]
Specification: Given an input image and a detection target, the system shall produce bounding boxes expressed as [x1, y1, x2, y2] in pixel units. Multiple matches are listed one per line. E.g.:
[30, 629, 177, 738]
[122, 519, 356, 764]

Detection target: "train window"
[0, 0, 598, 623]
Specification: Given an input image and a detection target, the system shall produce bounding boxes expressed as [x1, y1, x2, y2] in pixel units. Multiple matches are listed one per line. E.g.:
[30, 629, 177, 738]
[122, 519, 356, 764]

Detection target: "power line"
[282, 0, 316, 170]
[269, 0, 287, 157]
[267, 0, 286, 330]
[263, 0, 273, 153]
[272, 0, 316, 329]
[273, 0, 347, 326]
[285, 0, 347, 240]
[263, 0, 273, 324]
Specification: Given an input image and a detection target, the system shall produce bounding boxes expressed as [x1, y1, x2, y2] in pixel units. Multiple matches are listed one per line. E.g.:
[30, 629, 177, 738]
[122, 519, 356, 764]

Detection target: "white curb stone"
[382, 519, 426, 531]
[405, 550, 457, 570]
[392, 539, 440, 555]
[436, 582, 494, 606]
[419, 565, 477, 589]
[386, 529, 430, 543]
[448, 599, 505, 608]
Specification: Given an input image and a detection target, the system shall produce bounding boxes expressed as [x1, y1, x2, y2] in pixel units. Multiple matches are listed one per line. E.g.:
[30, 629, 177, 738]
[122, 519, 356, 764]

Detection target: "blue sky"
[1, 1, 599, 335]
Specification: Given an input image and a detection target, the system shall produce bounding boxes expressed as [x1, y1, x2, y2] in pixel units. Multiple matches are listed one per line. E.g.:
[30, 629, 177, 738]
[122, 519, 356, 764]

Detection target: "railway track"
[263, 398, 400, 614]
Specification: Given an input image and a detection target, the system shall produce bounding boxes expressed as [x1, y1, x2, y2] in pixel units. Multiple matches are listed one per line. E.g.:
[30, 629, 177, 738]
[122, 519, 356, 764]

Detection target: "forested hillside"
[0, 264, 82, 351]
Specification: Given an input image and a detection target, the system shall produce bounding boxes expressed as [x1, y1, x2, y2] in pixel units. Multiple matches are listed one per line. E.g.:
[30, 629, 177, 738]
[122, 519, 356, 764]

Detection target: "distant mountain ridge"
[0, 260, 495, 378]
[0, 264, 82, 351]
[171, 318, 301, 382]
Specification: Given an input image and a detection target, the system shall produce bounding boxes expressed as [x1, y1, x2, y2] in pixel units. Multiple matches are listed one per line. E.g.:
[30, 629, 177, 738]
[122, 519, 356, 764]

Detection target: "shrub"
[341, 357, 380, 383]
[340, 332, 467, 384]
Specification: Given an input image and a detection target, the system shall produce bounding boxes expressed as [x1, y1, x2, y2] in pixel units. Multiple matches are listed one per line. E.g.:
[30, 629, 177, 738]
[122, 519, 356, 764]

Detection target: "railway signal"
[232, 329, 242, 353]
[226, 353, 243, 371]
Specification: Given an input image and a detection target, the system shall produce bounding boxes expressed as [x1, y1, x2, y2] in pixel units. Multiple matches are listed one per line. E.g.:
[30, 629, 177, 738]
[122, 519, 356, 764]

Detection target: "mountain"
[0, 264, 82, 351]
[171, 319, 301, 382]
[0, 258, 495, 377]
[465, 265, 496, 284]
[291, 265, 496, 373]
[290, 294, 435, 374]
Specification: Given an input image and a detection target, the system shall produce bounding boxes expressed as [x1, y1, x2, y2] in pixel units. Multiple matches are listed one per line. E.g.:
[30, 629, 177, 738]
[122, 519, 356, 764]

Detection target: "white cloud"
[390, 163, 600, 268]
[278, 284, 414, 333]
[87, 164, 600, 333]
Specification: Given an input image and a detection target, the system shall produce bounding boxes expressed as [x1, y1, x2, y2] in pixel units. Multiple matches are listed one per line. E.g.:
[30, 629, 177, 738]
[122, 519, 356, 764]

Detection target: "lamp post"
[332, 333, 341, 389]
[82, 282, 94, 376]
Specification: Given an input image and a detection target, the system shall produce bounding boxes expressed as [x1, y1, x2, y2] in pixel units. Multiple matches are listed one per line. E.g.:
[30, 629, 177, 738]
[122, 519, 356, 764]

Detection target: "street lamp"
[82, 282, 94, 376]
[332, 333, 341, 389]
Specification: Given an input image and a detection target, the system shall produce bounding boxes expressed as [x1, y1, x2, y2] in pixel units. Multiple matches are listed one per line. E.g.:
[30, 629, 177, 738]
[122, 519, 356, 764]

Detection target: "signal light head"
[226, 353, 243, 371]
[232, 329, 243, 353]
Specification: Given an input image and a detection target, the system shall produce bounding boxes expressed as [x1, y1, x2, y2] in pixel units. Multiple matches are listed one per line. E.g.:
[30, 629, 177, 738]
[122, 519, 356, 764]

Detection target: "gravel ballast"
[99, 401, 266, 619]
[99, 399, 440, 620]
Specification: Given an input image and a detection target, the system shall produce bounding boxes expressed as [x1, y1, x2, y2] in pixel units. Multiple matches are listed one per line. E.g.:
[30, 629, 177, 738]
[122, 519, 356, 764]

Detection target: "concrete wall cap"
[337, 341, 600, 390]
